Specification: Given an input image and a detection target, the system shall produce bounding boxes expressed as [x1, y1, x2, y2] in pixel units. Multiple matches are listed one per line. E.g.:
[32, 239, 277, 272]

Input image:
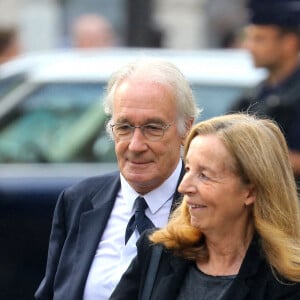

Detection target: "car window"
[0, 74, 25, 98]
[192, 84, 244, 121]
[0, 82, 116, 163]
[0, 81, 246, 164]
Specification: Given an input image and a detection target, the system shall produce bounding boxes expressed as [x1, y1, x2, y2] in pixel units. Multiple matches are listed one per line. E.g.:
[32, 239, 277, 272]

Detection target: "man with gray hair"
[35, 57, 200, 300]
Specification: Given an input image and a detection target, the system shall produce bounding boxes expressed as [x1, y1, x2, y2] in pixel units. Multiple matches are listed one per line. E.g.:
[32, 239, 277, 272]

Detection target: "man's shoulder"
[282, 70, 300, 104]
[72, 171, 120, 189]
[61, 170, 120, 204]
[228, 81, 264, 112]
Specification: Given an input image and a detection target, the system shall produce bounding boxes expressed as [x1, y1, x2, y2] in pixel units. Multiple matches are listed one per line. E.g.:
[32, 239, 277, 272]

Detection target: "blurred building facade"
[0, 0, 248, 51]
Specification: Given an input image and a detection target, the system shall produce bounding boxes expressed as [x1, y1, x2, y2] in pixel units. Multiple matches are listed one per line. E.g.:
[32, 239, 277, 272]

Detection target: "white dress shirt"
[83, 160, 182, 300]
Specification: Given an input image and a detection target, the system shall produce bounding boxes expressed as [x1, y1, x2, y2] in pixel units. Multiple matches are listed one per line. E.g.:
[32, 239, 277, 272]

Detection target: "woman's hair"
[151, 113, 300, 281]
[103, 57, 200, 137]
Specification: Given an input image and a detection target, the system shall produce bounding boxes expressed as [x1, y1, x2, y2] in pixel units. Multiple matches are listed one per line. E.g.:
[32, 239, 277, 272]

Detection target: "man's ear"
[282, 32, 299, 55]
[181, 118, 194, 145]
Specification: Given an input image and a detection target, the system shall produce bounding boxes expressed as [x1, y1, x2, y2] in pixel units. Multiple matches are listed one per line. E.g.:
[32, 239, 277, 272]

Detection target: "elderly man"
[35, 57, 199, 300]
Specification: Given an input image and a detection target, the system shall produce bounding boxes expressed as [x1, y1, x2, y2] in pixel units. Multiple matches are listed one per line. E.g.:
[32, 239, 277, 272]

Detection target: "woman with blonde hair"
[110, 113, 300, 300]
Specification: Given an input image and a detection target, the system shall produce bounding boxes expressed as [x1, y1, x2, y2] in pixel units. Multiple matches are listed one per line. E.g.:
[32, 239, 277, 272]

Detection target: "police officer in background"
[230, 0, 300, 185]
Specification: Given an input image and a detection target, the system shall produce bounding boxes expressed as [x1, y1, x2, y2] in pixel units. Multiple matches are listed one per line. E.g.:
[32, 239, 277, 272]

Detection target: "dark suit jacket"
[35, 167, 184, 300]
[110, 232, 300, 300]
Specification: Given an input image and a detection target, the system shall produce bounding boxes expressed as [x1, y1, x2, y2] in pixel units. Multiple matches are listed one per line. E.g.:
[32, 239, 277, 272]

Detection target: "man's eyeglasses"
[110, 122, 173, 141]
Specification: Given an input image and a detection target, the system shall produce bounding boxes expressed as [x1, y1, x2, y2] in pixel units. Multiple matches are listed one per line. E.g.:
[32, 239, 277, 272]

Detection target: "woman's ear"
[244, 184, 256, 206]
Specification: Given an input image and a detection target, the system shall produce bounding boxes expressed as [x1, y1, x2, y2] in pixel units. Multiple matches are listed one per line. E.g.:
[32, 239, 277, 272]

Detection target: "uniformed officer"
[230, 0, 300, 185]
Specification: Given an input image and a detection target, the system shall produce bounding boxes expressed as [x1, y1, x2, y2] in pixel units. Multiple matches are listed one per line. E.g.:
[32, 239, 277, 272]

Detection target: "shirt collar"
[120, 159, 182, 214]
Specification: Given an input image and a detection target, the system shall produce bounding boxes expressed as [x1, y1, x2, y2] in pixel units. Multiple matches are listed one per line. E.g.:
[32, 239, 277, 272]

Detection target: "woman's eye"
[199, 173, 209, 180]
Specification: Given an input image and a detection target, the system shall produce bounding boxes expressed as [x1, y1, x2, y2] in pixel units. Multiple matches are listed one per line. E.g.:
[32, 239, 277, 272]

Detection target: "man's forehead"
[245, 24, 282, 37]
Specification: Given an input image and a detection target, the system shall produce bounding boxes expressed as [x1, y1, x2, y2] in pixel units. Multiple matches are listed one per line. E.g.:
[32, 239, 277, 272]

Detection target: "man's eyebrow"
[144, 118, 166, 124]
[115, 117, 166, 124]
[114, 117, 130, 123]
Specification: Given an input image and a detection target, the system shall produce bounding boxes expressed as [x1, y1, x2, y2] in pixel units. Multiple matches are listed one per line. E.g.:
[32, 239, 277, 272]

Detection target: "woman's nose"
[178, 172, 195, 194]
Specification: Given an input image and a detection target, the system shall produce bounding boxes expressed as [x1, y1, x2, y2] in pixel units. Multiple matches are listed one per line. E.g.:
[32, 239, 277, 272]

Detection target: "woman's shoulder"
[267, 278, 300, 299]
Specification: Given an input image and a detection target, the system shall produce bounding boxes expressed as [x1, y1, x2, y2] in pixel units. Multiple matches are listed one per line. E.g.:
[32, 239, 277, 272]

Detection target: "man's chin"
[125, 161, 154, 172]
[125, 172, 151, 184]
[128, 178, 159, 194]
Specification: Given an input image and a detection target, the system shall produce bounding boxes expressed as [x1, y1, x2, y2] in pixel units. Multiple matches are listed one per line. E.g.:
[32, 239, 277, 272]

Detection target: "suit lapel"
[69, 174, 120, 299]
[68, 163, 184, 299]
[224, 233, 263, 300]
[171, 161, 185, 211]
[139, 162, 185, 300]
[151, 254, 191, 300]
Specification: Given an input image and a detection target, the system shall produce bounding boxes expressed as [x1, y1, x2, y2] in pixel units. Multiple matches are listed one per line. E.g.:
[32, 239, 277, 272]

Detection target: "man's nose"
[128, 127, 148, 151]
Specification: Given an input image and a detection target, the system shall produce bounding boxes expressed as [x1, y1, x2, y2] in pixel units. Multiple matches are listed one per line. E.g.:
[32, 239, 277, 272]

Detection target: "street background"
[0, 0, 248, 52]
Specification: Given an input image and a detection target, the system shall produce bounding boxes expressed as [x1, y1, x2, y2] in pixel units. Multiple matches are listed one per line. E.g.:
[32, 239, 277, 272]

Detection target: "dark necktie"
[125, 196, 155, 244]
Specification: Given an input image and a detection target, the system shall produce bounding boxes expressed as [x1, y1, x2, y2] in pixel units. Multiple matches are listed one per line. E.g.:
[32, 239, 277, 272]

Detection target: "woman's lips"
[188, 202, 207, 209]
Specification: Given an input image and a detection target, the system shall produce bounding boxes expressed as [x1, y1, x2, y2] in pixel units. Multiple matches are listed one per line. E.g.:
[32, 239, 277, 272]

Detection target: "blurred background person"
[204, 0, 247, 48]
[0, 26, 21, 64]
[0, 0, 251, 51]
[110, 113, 300, 299]
[71, 13, 117, 49]
[230, 0, 300, 185]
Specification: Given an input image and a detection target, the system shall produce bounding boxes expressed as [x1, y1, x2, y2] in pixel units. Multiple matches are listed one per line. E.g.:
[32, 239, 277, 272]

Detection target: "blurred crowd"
[0, 13, 117, 65]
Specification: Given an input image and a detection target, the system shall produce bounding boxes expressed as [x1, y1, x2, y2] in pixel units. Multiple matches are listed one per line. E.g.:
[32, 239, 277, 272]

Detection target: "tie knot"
[125, 196, 154, 244]
[135, 196, 148, 212]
